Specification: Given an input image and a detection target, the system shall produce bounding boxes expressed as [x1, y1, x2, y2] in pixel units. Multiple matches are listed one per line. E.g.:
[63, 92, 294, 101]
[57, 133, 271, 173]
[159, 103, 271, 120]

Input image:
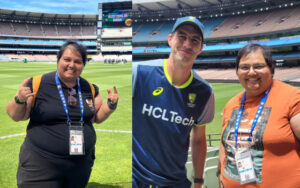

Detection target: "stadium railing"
[206, 133, 221, 147]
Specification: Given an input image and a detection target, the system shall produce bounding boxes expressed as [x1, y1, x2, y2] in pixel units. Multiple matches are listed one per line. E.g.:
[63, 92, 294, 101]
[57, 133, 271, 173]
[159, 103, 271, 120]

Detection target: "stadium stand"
[133, 18, 225, 43]
[0, 9, 98, 62]
[209, 5, 300, 39]
[197, 67, 300, 83]
[133, 0, 300, 85]
[186, 147, 219, 188]
[102, 28, 132, 38]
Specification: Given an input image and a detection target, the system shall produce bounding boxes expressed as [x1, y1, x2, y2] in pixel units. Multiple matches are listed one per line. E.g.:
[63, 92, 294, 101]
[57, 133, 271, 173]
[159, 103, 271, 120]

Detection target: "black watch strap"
[107, 99, 117, 110]
[14, 96, 26, 104]
[194, 178, 204, 184]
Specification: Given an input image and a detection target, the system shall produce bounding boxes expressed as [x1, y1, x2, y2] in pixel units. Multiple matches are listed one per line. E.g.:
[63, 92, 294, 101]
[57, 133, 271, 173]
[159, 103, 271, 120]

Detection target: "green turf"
[0, 61, 132, 188]
[205, 82, 244, 146]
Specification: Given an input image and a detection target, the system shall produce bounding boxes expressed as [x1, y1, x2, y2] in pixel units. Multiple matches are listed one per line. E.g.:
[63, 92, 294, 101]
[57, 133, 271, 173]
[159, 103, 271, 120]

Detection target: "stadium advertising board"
[102, 9, 132, 28]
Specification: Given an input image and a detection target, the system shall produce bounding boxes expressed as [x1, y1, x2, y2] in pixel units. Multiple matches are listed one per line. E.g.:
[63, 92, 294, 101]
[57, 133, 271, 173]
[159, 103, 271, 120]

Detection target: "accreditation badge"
[235, 149, 256, 184]
[69, 124, 85, 155]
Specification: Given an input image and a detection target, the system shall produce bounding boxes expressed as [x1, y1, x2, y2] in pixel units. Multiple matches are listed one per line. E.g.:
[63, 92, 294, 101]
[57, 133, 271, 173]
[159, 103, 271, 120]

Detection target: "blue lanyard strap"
[234, 84, 272, 149]
[55, 72, 84, 125]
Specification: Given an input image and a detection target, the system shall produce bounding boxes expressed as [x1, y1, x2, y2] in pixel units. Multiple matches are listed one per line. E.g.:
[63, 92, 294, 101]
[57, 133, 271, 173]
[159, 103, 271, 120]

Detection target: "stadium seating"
[13, 23, 30, 36]
[57, 25, 71, 37]
[0, 22, 15, 35]
[41, 25, 58, 37]
[101, 45, 132, 52]
[196, 67, 300, 83]
[82, 25, 97, 36]
[71, 25, 81, 36]
[150, 21, 174, 42]
[209, 6, 300, 38]
[186, 147, 219, 188]
[0, 22, 97, 39]
[133, 22, 159, 42]
[0, 20, 98, 62]
[133, 5, 300, 45]
[28, 24, 43, 36]
[133, 35, 300, 54]
[133, 17, 226, 42]
[101, 28, 132, 38]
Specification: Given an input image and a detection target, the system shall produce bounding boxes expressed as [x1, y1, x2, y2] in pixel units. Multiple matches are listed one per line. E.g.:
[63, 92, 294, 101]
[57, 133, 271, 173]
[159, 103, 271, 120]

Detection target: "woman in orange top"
[218, 43, 300, 188]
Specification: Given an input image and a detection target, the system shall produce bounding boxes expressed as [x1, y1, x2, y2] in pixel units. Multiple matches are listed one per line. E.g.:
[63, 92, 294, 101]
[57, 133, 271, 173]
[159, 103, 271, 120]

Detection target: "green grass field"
[0, 61, 244, 188]
[206, 82, 244, 146]
[0, 61, 132, 188]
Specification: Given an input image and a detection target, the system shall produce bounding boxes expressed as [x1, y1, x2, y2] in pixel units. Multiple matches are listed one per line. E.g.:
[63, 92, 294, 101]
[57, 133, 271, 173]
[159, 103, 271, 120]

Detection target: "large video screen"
[102, 9, 132, 28]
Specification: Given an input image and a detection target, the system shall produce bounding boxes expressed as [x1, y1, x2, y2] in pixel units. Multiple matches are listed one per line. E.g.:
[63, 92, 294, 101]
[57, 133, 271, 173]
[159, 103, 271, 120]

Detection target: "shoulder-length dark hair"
[236, 43, 275, 74]
[57, 40, 87, 66]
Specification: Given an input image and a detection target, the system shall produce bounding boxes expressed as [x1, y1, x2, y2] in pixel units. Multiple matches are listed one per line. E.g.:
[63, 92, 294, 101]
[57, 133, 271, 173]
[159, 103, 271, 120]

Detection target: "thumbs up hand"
[17, 78, 35, 102]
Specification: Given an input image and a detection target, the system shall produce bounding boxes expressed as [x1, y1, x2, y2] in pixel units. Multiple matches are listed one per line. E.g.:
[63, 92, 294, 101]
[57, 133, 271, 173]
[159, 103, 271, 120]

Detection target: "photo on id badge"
[69, 124, 84, 155]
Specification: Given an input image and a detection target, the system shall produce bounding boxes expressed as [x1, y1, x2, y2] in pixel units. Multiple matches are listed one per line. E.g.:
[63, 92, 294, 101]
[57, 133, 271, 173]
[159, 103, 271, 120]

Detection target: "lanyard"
[55, 71, 84, 125]
[234, 84, 272, 149]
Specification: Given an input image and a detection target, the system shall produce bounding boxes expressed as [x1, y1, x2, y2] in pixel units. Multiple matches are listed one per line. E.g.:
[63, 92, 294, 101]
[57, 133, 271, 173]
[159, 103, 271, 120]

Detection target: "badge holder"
[235, 150, 256, 184]
[69, 122, 85, 155]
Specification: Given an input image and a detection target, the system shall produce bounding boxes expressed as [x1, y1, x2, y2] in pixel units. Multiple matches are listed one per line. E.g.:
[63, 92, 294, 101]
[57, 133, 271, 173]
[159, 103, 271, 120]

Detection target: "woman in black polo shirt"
[6, 41, 118, 188]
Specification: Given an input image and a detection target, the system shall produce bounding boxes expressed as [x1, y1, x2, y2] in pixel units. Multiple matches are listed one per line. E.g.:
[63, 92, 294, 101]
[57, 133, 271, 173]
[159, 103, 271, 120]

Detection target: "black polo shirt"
[25, 71, 99, 159]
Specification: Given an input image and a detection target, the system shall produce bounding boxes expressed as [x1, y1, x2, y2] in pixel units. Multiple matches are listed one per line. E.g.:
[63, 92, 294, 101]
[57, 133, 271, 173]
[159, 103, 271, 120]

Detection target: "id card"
[69, 125, 85, 155]
[235, 150, 256, 184]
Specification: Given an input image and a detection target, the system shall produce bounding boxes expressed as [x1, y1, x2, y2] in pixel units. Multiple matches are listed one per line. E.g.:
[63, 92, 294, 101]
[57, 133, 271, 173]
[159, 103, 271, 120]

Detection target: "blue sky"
[0, 0, 129, 14]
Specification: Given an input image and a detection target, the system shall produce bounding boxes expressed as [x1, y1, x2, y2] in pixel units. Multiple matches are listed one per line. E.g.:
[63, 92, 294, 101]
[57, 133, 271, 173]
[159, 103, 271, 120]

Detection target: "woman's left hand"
[107, 86, 118, 110]
[93, 86, 118, 123]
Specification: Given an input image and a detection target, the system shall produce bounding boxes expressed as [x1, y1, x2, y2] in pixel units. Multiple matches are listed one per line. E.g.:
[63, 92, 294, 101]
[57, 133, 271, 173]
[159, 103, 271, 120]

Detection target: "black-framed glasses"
[238, 64, 267, 72]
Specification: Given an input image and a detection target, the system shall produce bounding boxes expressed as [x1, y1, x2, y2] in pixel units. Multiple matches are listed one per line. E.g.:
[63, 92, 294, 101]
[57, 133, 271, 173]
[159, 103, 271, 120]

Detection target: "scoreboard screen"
[102, 9, 132, 28]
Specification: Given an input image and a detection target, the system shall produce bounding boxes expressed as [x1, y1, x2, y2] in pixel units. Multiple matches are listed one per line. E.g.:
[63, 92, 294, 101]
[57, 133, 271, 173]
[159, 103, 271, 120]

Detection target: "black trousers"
[132, 176, 191, 188]
[17, 143, 95, 188]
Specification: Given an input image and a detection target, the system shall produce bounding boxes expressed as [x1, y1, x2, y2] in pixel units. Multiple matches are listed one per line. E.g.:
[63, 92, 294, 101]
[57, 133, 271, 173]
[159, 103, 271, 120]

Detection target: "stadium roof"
[0, 9, 97, 25]
[133, 0, 300, 21]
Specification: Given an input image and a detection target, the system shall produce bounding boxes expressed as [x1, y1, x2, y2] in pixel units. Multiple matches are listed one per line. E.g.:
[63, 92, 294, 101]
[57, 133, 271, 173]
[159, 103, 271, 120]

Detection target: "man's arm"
[191, 125, 207, 188]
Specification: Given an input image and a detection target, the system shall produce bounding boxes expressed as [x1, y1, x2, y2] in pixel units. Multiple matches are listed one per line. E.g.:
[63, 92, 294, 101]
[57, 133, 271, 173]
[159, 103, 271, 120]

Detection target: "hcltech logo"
[142, 103, 195, 126]
[152, 87, 164, 96]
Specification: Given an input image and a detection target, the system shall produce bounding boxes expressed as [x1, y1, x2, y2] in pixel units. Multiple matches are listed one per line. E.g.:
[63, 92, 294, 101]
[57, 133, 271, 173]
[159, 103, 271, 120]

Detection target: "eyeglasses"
[238, 64, 267, 72]
[68, 88, 77, 106]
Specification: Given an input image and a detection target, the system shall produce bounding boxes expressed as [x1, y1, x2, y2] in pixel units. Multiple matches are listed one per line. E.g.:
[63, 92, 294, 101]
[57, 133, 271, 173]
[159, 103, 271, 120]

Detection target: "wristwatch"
[14, 96, 26, 104]
[194, 178, 204, 184]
